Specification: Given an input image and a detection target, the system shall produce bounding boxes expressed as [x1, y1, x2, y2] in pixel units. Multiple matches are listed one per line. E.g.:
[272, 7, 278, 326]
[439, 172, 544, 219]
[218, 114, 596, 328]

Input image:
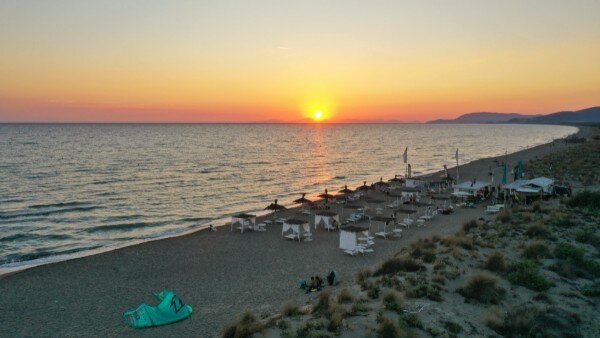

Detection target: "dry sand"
[0, 126, 591, 337]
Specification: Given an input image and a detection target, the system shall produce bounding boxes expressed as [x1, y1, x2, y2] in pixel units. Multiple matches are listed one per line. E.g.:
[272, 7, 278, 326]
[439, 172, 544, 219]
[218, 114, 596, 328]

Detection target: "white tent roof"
[525, 177, 554, 188]
[504, 179, 527, 190]
[455, 181, 490, 191]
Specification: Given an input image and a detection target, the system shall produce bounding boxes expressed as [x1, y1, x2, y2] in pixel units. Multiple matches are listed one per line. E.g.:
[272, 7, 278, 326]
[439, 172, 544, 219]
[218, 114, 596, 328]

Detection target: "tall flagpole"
[455, 149, 459, 182]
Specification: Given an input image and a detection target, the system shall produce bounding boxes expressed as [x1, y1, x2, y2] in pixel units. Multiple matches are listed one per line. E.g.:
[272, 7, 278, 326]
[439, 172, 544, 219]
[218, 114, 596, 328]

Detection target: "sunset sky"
[1, 1, 599, 123]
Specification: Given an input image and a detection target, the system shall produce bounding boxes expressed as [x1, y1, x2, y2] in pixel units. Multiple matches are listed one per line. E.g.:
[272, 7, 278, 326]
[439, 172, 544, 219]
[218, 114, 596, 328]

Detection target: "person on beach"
[209, 224, 217, 232]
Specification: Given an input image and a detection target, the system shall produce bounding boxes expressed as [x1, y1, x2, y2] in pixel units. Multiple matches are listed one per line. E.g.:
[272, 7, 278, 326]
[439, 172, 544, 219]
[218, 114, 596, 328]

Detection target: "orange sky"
[1, 1, 599, 122]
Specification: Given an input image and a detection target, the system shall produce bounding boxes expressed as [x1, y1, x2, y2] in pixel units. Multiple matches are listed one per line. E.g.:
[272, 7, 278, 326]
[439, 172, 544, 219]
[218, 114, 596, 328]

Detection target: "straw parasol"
[265, 199, 286, 218]
[293, 193, 312, 205]
[318, 189, 334, 202]
[356, 181, 372, 192]
[338, 185, 354, 194]
[373, 177, 390, 189]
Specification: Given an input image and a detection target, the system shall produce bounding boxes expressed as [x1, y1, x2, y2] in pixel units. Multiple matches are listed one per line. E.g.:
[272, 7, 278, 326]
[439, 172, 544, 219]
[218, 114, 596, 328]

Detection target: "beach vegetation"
[442, 320, 463, 334]
[398, 312, 423, 329]
[312, 291, 332, 316]
[382, 289, 403, 313]
[484, 252, 507, 272]
[276, 319, 290, 331]
[581, 282, 600, 297]
[221, 311, 264, 338]
[575, 228, 600, 250]
[282, 301, 301, 317]
[327, 310, 344, 334]
[567, 191, 600, 210]
[378, 317, 400, 338]
[337, 288, 354, 304]
[554, 242, 585, 262]
[367, 284, 381, 299]
[497, 210, 512, 223]
[461, 219, 479, 232]
[457, 273, 505, 304]
[349, 300, 370, 316]
[374, 256, 424, 276]
[525, 223, 551, 239]
[522, 241, 552, 260]
[441, 232, 474, 250]
[508, 260, 551, 291]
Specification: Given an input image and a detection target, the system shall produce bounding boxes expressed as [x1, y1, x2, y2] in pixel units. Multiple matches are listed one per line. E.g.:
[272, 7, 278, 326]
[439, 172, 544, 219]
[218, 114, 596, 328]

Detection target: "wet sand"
[0, 126, 590, 337]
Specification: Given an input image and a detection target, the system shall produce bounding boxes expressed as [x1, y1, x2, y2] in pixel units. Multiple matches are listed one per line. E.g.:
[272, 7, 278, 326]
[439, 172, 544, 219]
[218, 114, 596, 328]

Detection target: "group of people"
[299, 271, 338, 293]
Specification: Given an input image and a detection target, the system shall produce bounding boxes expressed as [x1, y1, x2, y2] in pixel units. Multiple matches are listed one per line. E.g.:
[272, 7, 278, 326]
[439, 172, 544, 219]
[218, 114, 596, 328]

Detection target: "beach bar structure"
[282, 219, 311, 242]
[339, 226, 370, 254]
[314, 211, 340, 231]
[231, 213, 257, 232]
[518, 177, 554, 194]
[453, 181, 490, 197]
[405, 178, 425, 189]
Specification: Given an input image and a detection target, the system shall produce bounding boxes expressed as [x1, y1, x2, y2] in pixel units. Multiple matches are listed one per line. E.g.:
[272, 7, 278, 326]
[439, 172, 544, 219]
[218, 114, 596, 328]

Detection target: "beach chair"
[392, 228, 402, 238]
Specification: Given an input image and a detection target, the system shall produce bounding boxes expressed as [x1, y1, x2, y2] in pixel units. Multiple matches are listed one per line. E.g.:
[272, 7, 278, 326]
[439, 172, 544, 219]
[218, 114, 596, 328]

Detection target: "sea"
[0, 123, 577, 270]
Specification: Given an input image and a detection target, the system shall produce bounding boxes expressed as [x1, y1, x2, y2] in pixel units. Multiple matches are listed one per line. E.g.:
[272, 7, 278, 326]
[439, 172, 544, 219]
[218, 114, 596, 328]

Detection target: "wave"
[85, 220, 169, 233]
[0, 233, 73, 243]
[2, 245, 103, 265]
[0, 206, 102, 220]
[28, 201, 90, 209]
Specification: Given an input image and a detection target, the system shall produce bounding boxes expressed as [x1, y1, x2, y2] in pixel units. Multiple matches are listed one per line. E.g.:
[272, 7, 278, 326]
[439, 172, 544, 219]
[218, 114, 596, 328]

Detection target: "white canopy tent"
[520, 177, 554, 194]
[454, 181, 490, 196]
[503, 179, 528, 191]
[282, 219, 311, 242]
[231, 213, 256, 232]
[339, 226, 369, 252]
[314, 211, 340, 231]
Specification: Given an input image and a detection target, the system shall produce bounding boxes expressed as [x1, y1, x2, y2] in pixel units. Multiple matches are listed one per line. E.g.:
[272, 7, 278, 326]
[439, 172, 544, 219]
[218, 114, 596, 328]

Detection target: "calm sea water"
[0, 123, 577, 267]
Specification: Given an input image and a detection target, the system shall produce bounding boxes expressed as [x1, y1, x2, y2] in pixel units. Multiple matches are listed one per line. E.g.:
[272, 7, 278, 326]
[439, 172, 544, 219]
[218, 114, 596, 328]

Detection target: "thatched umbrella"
[356, 181, 372, 192]
[373, 177, 390, 190]
[318, 189, 334, 203]
[388, 175, 404, 184]
[265, 199, 286, 219]
[293, 193, 312, 205]
[338, 185, 354, 194]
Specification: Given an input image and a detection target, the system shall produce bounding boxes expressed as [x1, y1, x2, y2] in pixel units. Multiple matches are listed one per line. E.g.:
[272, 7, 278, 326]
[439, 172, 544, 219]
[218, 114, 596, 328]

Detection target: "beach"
[0, 126, 592, 337]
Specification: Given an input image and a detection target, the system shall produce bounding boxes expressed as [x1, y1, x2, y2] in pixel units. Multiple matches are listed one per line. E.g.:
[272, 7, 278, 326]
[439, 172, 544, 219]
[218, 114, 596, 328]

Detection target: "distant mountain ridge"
[427, 112, 535, 124]
[427, 106, 600, 124]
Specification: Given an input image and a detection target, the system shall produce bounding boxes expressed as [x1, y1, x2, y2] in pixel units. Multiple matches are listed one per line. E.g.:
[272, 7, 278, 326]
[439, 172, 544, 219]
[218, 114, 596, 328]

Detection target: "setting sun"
[313, 110, 324, 121]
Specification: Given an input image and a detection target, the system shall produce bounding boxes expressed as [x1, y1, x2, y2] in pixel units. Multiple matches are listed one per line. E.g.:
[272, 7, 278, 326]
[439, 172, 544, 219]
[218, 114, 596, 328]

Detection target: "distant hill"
[427, 106, 600, 124]
[427, 112, 536, 124]
[507, 106, 600, 124]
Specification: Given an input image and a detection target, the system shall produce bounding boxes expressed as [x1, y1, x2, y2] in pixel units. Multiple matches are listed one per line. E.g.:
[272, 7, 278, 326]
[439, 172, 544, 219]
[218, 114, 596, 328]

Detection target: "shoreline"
[0, 125, 580, 277]
[0, 126, 589, 337]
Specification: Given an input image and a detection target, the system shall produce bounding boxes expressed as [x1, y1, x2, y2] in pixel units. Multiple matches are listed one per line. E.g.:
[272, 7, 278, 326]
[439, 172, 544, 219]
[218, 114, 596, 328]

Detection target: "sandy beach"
[0, 126, 592, 337]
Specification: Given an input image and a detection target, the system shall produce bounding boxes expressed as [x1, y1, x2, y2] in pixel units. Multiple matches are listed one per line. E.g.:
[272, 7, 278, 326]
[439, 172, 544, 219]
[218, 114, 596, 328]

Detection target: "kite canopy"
[123, 290, 192, 328]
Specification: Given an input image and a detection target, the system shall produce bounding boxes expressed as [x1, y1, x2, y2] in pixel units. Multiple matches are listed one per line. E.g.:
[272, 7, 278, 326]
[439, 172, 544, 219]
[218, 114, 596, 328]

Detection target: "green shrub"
[508, 261, 551, 291]
[382, 290, 403, 313]
[554, 242, 585, 262]
[282, 301, 301, 317]
[497, 210, 512, 223]
[337, 288, 354, 304]
[356, 268, 372, 284]
[374, 256, 424, 276]
[443, 321, 463, 334]
[367, 285, 380, 299]
[525, 223, 551, 239]
[312, 291, 332, 316]
[522, 241, 552, 260]
[327, 310, 344, 333]
[378, 317, 399, 338]
[399, 312, 423, 329]
[349, 301, 370, 316]
[484, 252, 507, 272]
[567, 191, 600, 210]
[581, 282, 600, 297]
[222, 311, 264, 338]
[457, 273, 505, 304]
[462, 220, 479, 232]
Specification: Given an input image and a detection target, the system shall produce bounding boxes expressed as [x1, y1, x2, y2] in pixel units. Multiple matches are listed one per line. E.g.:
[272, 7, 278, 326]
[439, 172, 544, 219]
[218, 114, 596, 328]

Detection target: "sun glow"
[313, 110, 324, 121]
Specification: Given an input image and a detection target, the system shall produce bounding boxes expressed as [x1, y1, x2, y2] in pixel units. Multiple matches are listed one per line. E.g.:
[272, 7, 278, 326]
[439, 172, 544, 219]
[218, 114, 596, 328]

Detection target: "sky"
[1, 0, 599, 123]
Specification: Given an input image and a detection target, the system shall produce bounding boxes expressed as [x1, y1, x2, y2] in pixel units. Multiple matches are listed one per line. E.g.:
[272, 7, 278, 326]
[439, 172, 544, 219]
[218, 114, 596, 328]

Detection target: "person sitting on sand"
[209, 224, 217, 232]
[315, 276, 324, 290]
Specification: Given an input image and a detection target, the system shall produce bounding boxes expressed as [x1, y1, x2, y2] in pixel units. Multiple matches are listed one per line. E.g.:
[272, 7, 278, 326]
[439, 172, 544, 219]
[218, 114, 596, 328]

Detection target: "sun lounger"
[392, 228, 402, 238]
[284, 233, 300, 241]
[486, 204, 505, 214]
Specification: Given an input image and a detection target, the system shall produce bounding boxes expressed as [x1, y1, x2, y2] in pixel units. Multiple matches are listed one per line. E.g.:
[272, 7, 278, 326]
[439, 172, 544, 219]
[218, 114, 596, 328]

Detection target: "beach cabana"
[282, 219, 311, 242]
[405, 178, 425, 188]
[371, 216, 394, 239]
[520, 177, 554, 194]
[339, 226, 370, 255]
[453, 181, 490, 197]
[231, 213, 256, 232]
[314, 211, 340, 231]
